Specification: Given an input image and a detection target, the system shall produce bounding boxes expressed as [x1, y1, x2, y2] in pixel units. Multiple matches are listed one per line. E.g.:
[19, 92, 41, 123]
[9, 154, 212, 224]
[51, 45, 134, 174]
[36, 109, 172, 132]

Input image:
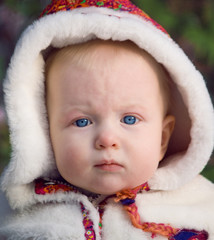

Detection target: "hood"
[1, 0, 214, 209]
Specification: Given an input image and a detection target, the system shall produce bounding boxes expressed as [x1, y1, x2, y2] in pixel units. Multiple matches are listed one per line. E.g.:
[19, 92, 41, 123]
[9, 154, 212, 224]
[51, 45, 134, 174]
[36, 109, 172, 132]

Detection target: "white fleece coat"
[0, 2, 214, 239]
[0, 176, 214, 239]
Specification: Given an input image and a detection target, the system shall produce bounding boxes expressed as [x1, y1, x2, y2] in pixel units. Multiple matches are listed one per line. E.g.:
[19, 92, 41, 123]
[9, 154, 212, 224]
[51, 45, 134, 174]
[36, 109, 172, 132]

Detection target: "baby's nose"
[95, 131, 120, 150]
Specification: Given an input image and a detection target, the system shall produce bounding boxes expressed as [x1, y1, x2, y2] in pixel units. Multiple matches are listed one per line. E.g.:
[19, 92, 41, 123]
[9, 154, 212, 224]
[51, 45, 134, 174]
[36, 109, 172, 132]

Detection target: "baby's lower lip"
[95, 163, 123, 172]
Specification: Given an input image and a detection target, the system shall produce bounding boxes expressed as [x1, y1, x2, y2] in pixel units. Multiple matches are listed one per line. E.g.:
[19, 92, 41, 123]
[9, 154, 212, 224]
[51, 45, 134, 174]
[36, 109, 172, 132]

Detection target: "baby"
[0, 0, 214, 239]
[45, 40, 175, 196]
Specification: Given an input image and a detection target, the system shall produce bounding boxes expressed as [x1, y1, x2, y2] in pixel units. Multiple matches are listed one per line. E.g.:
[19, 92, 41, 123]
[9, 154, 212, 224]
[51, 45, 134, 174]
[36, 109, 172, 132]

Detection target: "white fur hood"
[1, 3, 214, 210]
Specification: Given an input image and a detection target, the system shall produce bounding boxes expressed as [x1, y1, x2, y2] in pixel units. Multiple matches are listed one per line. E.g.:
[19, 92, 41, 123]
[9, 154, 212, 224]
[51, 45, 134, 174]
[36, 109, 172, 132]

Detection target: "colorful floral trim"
[35, 178, 76, 194]
[40, 0, 168, 35]
[80, 202, 96, 240]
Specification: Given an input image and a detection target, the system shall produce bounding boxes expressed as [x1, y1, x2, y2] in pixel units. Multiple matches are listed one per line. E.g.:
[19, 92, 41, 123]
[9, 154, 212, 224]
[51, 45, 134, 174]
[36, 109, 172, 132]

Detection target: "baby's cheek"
[59, 140, 87, 168]
[55, 150, 78, 181]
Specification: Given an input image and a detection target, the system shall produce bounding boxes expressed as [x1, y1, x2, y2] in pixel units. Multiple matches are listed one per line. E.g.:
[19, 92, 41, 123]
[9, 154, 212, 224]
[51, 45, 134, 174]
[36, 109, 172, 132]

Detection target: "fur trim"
[1, 8, 214, 208]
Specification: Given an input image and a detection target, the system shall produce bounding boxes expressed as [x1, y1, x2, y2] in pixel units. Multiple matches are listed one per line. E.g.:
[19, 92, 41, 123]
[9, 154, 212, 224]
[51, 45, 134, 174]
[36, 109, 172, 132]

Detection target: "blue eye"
[122, 116, 137, 125]
[74, 118, 91, 127]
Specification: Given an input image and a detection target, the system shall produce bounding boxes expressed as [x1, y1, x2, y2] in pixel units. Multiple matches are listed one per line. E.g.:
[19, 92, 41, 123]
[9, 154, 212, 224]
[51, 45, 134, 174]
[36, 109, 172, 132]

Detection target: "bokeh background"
[0, 0, 214, 180]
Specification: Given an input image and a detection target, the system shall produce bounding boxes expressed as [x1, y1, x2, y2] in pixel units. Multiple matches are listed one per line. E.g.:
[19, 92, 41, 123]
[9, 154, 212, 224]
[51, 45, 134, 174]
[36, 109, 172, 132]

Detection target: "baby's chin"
[66, 177, 146, 196]
[78, 186, 119, 196]
[87, 180, 147, 195]
[91, 188, 121, 196]
[80, 183, 140, 196]
[73, 184, 126, 196]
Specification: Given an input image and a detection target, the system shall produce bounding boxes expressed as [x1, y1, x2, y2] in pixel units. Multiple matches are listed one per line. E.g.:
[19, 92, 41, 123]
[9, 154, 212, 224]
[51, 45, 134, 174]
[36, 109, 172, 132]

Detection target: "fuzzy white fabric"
[0, 175, 214, 239]
[0, 5, 214, 239]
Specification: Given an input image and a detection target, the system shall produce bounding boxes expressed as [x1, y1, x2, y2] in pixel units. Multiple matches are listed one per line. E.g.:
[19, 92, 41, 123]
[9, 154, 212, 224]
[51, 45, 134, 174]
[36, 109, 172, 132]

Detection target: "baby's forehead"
[46, 40, 170, 104]
[47, 40, 150, 65]
[46, 40, 163, 76]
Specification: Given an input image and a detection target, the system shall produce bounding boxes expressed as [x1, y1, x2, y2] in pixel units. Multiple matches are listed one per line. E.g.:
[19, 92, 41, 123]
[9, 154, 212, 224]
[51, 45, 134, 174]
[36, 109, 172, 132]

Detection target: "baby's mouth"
[94, 160, 124, 172]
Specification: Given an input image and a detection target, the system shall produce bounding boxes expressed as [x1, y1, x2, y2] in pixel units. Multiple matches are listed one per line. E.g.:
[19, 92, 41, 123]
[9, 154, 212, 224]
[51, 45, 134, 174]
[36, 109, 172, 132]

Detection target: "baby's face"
[47, 43, 174, 194]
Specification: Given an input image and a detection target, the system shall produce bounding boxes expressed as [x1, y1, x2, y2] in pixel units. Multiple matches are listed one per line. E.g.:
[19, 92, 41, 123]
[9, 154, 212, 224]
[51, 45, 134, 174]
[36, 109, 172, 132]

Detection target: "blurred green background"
[0, 0, 214, 180]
